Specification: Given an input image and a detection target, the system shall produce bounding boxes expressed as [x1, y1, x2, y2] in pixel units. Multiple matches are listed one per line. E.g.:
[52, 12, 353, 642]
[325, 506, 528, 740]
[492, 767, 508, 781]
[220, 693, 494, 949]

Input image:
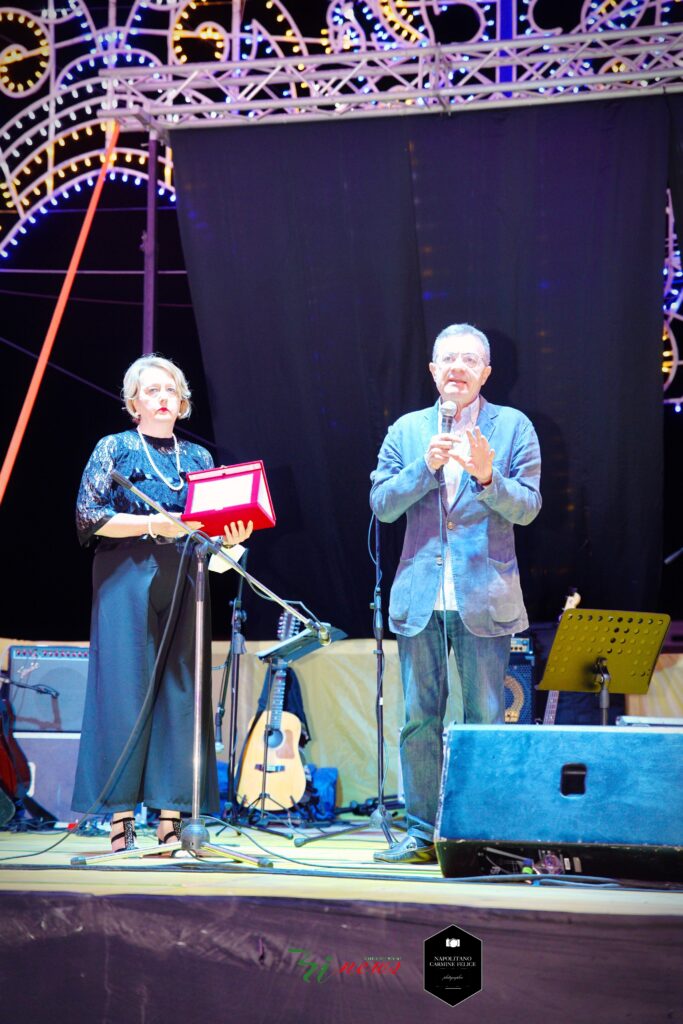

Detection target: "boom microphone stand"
[294, 514, 398, 849]
[72, 471, 334, 867]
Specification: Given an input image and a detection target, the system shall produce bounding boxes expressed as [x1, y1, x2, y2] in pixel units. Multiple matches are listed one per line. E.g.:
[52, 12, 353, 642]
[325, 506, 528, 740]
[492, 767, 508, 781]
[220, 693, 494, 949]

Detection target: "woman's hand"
[148, 513, 202, 538]
[223, 520, 254, 546]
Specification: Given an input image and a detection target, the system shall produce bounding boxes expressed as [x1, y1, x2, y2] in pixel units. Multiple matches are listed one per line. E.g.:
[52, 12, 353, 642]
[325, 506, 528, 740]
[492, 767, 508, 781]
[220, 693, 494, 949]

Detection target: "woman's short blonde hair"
[122, 354, 192, 421]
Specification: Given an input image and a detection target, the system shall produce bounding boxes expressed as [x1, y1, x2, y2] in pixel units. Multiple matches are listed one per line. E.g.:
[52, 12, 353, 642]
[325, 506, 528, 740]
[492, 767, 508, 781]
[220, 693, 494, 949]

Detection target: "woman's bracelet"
[147, 515, 157, 538]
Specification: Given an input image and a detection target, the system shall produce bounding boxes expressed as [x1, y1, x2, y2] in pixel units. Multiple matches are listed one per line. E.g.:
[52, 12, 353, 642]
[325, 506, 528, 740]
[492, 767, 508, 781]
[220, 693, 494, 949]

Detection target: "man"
[370, 323, 541, 863]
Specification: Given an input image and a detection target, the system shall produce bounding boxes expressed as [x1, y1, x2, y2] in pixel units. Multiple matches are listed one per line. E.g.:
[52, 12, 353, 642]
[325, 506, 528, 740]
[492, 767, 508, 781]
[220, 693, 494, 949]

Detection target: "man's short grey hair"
[432, 323, 491, 365]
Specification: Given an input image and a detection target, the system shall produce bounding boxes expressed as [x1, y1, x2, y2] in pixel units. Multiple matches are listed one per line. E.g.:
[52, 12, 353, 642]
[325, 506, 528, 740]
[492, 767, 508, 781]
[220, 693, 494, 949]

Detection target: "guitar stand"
[230, 795, 296, 838]
[228, 704, 298, 840]
[229, 654, 303, 839]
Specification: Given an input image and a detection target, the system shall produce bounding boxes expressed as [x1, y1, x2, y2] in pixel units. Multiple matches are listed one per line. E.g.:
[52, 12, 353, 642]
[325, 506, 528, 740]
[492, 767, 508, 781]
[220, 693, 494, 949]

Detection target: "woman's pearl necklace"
[136, 427, 184, 492]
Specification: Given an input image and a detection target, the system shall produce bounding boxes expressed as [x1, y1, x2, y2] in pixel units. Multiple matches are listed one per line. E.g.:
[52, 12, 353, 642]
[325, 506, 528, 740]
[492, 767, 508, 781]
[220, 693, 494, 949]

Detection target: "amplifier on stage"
[6, 645, 88, 732]
[505, 639, 535, 724]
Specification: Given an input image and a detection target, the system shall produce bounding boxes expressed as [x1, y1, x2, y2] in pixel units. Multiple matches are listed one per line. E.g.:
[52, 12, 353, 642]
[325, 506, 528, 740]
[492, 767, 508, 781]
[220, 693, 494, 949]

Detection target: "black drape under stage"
[172, 96, 672, 638]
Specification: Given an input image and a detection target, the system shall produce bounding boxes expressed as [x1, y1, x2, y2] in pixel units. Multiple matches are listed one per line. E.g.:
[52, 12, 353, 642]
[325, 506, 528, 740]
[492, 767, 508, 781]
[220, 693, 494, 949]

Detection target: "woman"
[72, 355, 252, 852]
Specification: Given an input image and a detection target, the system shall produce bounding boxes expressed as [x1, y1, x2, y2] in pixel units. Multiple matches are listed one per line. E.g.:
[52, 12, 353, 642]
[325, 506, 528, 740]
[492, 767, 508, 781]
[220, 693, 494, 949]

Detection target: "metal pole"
[142, 131, 159, 354]
[182, 544, 211, 852]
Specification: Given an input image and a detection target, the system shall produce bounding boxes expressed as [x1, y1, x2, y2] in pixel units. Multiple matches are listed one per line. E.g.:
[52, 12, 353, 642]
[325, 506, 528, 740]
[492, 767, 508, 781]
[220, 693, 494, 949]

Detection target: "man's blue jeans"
[397, 611, 510, 842]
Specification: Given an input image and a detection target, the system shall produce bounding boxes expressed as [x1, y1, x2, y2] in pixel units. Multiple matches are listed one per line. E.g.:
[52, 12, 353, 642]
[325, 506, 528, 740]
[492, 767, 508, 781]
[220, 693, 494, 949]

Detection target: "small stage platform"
[1, 821, 682, 1024]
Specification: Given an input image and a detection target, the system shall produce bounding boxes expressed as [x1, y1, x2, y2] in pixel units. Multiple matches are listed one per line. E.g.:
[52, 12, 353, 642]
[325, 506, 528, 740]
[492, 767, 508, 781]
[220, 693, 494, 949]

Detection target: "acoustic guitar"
[235, 613, 307, 812]
[542, 588, 581, 726]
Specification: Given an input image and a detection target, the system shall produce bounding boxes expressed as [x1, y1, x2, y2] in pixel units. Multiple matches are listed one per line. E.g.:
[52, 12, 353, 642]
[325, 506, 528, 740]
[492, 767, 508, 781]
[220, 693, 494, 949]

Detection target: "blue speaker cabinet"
[435, 725, 683, 881]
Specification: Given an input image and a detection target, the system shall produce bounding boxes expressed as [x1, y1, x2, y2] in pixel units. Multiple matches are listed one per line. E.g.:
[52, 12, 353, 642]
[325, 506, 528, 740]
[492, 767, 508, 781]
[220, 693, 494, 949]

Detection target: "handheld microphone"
[436, 401, 458, 483]
[441, 400, 458, 434]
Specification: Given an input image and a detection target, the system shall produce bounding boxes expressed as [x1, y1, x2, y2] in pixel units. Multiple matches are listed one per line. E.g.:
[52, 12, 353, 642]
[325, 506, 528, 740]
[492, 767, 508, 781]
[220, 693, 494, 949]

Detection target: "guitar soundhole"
[266, 728, 283, 748]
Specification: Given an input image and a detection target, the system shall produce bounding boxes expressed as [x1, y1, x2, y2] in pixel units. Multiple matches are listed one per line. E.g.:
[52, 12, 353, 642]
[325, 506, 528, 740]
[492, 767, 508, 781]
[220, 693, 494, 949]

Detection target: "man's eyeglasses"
[436, 352, 485, 369]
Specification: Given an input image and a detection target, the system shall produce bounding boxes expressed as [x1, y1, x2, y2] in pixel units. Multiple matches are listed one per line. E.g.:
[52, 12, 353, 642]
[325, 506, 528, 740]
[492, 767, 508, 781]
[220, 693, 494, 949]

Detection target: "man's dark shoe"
[373, 834, 437, 864]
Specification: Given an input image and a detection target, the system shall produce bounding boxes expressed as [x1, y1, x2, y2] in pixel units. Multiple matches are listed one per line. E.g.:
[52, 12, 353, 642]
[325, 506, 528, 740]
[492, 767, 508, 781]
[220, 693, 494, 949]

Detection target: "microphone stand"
[293, 514, 398, 849]
[215, 549, 248, 815]
[72, 471, 333, 867]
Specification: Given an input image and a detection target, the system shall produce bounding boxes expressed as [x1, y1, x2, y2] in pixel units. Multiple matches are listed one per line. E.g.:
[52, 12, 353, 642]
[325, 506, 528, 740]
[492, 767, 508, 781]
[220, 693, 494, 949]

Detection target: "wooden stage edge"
[1, 825, 683, 1024]
[0, 824, 682, 911]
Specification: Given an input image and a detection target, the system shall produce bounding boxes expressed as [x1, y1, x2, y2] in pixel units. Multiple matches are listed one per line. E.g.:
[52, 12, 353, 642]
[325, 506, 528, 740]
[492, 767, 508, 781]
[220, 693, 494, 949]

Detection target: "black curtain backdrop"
[172, 96, 672, 639]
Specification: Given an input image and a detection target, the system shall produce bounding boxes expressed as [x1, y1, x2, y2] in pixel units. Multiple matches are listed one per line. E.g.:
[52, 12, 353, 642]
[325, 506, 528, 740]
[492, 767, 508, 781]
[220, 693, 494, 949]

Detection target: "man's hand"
[451, 427, 495, 486]
[426, 433, 457, 472]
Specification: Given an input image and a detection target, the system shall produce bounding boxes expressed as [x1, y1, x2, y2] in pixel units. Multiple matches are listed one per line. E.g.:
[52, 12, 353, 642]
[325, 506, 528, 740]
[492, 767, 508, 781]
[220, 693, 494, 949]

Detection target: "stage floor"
[0, 821, 682, 914]
[2, 822, 683, 1024]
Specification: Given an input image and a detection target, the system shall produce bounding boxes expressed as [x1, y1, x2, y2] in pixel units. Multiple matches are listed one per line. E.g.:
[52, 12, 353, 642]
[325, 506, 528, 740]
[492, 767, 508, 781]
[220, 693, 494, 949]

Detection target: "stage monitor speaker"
[435, 724, 683, 882]
[14, 732, 81, 823]
[7, 645, 88, 732]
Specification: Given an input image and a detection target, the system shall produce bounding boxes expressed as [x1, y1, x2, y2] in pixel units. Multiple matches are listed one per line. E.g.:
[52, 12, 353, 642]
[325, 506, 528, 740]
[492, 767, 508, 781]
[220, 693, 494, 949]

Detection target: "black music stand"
[538, 609, 670, 725]
[231, 626, 346, 824]
[257, 625, 347, 666]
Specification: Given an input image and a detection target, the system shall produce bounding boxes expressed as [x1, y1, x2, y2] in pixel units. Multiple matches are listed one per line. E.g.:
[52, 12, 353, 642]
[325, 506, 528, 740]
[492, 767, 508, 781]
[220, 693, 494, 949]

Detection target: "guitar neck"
[268, 661, 287, 730]
[543, 688, 560, 726]
[543, 589, 581, 727]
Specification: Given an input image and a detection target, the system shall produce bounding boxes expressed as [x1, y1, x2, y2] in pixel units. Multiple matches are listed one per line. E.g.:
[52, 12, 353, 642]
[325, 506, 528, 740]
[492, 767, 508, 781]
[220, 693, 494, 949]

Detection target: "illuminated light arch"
[0, 0, 682, 400]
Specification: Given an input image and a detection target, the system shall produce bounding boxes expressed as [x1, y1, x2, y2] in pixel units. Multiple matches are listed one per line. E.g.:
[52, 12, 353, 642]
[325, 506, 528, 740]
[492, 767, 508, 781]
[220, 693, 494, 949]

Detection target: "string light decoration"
[664, 189, 683, 407]
[0, 8, 50, 95]
[0, 1, 681, 402]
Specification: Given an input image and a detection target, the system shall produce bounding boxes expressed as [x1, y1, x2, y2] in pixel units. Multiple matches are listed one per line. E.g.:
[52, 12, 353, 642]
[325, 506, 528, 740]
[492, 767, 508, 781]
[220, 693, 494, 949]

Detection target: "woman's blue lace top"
[76, 430, 213, 546]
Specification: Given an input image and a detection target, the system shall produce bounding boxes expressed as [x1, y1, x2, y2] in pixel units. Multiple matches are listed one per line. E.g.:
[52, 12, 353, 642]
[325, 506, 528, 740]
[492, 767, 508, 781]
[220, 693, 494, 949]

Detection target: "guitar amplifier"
[7, 646, 89, 732]
[505, 647, 535, 724]
[435, 725, 683, 882]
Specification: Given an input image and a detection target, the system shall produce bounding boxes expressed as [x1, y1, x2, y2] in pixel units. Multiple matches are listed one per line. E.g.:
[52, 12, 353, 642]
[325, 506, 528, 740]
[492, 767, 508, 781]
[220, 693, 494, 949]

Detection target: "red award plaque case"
[181, 460, 276, 535]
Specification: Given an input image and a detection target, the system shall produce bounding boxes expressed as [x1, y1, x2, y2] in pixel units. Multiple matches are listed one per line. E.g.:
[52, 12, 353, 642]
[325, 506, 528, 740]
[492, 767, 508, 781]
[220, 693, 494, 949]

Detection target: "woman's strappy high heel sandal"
[157, 815, 182, 852]
[110, 815, 137, 853]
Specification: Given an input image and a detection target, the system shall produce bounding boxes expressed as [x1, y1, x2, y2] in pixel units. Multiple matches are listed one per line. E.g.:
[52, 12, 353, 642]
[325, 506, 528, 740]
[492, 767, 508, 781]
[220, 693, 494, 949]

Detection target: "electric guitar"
[235, 613, 307, 812]
[0, 671, 31, 805]
[543, 588, 581, 726]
